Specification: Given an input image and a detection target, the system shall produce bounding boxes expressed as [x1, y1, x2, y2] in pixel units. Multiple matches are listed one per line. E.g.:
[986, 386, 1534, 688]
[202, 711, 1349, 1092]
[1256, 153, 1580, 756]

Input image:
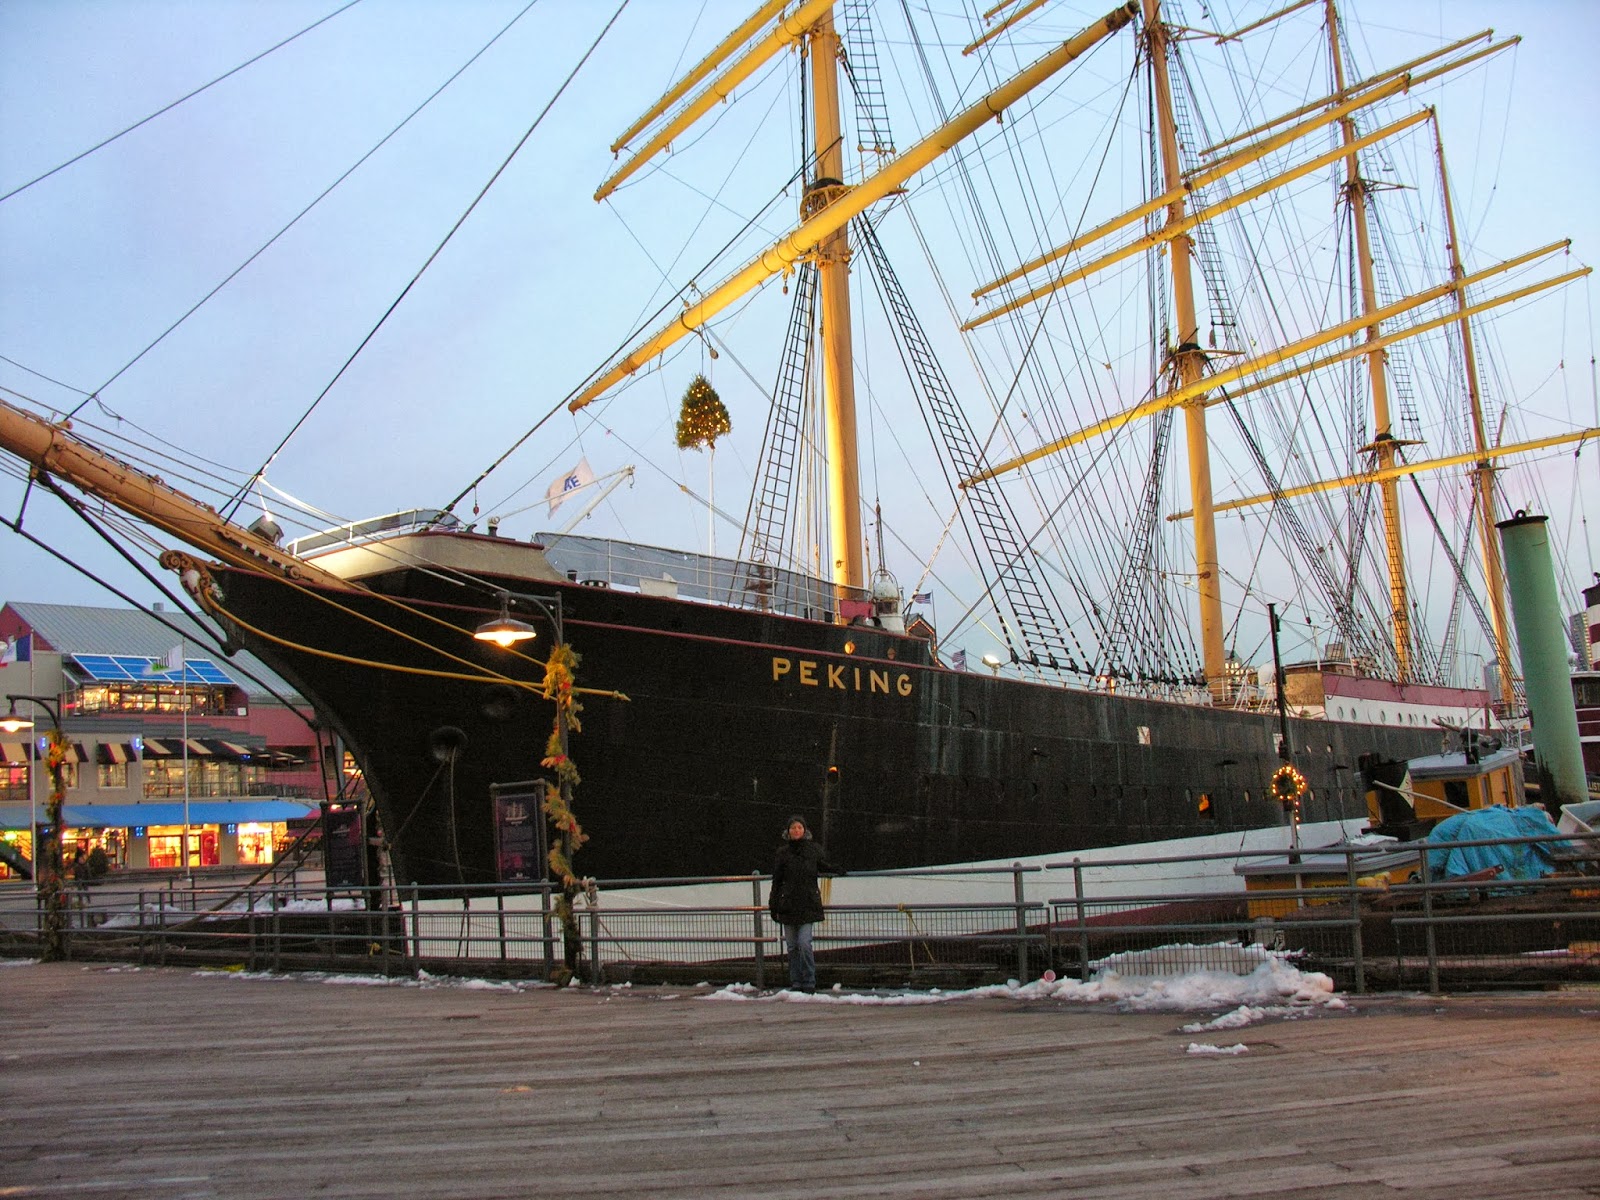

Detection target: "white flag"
[546, 457, 596, 516]
[145, 645, 185, 675]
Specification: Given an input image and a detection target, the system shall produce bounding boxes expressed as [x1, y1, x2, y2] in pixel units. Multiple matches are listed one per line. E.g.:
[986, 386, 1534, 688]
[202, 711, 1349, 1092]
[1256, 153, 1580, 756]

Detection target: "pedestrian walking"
[767, 815, 845, 993]
[70, 847, 91, 927]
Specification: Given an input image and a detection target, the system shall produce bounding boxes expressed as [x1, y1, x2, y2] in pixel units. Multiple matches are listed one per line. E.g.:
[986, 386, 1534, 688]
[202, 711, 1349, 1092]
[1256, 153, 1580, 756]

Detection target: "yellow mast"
[607, 0, 791, 155]
[596, 0, 836, 203]
[1168, 429, 1597, 519]
[570, 3, 1139, 412]
[1434, 116, 1516, 709]
[1144, 0, 1227, 695]
[807, 8, 866, 600]
[966, 244, 1579, 481]
[1328, 0, 1412, 679]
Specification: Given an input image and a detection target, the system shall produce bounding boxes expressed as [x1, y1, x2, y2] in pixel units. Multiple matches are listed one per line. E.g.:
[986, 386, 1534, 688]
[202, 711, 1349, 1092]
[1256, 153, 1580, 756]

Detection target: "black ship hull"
[204, 544, 1446, 889]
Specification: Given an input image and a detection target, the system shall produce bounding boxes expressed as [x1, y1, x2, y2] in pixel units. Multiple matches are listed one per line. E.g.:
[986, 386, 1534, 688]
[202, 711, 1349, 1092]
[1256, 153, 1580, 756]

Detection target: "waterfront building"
[0, 600, 327, 876]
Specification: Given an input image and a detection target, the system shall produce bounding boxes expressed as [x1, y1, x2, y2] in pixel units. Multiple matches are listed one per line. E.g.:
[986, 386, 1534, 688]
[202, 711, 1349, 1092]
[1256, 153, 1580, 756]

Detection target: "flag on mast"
[144, 645, 185, 676]
[911, 592, 932, 605]
[0, 633, 30, 664]
[546, 458, 595, 515]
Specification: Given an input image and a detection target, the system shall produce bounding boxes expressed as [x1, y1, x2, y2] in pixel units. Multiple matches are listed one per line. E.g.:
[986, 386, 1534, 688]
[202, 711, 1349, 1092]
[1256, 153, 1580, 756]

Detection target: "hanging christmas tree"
[675, 373, 731, 450]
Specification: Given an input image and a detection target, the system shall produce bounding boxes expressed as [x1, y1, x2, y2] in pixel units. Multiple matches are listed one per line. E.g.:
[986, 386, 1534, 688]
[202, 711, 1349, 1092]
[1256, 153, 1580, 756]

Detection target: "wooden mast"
[1433, 116, 1517, 710]
[0, 399, 351, 590]
[1327, 0, 1412, 678]
[807, 7, 866, 602]
[1144, 0, 1227, 695]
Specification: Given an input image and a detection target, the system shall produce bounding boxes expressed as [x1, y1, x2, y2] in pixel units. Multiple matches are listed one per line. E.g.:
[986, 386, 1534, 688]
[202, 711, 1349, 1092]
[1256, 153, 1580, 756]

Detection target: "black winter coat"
[768, 837, 844, 926]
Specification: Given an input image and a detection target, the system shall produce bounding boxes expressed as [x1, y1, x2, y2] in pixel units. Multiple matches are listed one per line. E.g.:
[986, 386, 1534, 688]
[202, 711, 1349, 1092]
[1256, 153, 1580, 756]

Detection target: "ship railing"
[3, 831, 1594, 994]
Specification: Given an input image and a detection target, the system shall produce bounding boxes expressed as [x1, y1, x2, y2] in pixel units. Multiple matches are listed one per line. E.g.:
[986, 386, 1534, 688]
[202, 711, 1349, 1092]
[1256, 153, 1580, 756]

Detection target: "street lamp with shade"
[473, 591, 584, 979]
[474, 591, 540, 648]
[3, 693, 67, 959]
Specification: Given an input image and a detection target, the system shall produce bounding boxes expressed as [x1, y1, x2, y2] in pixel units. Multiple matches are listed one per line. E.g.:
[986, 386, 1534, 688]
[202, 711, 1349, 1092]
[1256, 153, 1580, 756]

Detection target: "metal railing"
[0, 830, 1594, 994]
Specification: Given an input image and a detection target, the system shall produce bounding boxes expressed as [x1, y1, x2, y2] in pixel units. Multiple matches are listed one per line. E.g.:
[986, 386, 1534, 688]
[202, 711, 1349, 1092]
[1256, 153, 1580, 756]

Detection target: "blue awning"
[0, 801, 317, 830]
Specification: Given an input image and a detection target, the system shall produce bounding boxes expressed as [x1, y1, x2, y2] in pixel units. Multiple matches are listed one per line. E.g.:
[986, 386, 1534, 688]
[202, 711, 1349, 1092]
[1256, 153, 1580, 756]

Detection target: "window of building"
[235, 822, 277, 865]
[70, 683, 226, 717]
[142, 758, 263, 798]
[146, 825, 219, 869]
[96, 762, 129, 789]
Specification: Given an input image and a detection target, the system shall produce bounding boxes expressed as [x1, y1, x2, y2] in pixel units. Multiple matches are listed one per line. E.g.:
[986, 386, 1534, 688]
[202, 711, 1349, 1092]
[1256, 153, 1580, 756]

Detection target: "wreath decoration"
[1269, 763, 1307, 810]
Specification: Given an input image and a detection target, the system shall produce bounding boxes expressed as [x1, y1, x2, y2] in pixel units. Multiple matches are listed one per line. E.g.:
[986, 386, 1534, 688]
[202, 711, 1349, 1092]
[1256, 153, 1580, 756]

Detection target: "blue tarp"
[1425, 805, 1568, 881]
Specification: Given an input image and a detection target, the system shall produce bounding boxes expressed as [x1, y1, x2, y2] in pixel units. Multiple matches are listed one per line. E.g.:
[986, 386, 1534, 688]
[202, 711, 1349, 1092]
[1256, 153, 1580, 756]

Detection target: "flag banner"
[144, 645, 184, 676]
[1, 633, 30, 664]
[837, 598, 874, 620]
[951, 649, 967, 670]
[546, 457, 596, 515]
[911, 592, 932, 604]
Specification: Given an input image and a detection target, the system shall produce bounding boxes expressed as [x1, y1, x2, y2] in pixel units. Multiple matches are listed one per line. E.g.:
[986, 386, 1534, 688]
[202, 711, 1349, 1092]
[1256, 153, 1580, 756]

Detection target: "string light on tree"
[675, 374, 731, 451]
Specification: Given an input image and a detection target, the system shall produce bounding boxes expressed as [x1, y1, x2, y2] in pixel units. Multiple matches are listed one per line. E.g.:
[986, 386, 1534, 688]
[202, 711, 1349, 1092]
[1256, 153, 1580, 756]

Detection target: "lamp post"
[3, 694, 67, 960]
[473, 591, 583, 979]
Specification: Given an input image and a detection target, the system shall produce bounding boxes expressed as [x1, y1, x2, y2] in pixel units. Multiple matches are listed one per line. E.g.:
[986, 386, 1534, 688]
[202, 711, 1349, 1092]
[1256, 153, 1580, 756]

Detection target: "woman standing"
[768, 815, 845, 993]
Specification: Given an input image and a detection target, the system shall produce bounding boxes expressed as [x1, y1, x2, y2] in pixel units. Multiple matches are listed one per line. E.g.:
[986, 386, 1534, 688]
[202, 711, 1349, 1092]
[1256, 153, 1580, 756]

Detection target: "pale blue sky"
[1, 1, 1596, 669]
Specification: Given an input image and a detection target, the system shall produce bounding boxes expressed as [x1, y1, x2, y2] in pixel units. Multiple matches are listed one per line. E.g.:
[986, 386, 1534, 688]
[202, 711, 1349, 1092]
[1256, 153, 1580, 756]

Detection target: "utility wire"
[73, 0, 545, 424]
[229, 0, 631, 522]
[0, 0, 364, 205]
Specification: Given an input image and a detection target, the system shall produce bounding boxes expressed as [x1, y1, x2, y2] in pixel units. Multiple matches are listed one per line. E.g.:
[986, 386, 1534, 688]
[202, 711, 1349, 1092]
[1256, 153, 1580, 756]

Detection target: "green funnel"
[1498, 512, 1586, 809]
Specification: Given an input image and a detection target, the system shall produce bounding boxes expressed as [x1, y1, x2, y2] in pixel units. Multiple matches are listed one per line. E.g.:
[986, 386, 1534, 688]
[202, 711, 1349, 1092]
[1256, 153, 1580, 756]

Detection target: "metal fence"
[1, 830, 1595, 994]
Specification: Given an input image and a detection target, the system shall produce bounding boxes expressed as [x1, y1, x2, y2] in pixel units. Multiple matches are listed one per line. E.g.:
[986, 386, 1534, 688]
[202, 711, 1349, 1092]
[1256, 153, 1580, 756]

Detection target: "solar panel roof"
[69, 654, 236, 687]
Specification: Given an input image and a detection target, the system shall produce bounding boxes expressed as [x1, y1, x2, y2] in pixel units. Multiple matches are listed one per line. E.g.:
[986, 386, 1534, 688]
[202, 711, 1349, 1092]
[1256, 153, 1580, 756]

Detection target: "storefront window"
[235, 822, 277, 865]
[146, 825, 219, 869]
[97, 762, 129, 789]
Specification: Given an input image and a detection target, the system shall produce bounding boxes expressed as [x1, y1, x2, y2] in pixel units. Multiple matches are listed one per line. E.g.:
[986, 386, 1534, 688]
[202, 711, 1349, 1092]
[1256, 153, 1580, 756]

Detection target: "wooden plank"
[2, 964, 1597, 1199]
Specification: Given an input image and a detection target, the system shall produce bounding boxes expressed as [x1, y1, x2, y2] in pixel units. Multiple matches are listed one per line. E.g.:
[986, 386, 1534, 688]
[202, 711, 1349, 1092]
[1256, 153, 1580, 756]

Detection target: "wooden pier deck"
[3, 962, 1597, 1198]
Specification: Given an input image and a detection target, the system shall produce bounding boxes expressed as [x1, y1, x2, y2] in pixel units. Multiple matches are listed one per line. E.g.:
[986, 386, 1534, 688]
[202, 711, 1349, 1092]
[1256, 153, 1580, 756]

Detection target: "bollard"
[588, 901, 602, 986]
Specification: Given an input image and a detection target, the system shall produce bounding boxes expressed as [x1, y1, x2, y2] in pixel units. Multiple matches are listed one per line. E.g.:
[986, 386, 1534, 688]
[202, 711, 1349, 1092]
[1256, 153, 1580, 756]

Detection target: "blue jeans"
[782, 922, 815, 990]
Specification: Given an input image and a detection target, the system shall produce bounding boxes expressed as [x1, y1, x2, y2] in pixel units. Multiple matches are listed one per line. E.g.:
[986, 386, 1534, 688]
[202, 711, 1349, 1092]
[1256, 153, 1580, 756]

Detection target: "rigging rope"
[0, 0, 364, 206]
[76, 0, 549, 429]
[230, 0, 632, 521]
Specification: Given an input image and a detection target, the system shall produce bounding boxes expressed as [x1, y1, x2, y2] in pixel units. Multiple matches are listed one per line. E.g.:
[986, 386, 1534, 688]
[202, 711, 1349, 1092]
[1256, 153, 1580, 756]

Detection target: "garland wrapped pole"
[540, 641, 587, 983]
[39, 728, 68, 960]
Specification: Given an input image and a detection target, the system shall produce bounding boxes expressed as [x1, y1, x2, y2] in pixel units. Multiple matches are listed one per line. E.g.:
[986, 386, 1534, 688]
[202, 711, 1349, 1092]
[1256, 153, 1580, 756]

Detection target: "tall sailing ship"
[1, 1, 1592, 889]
